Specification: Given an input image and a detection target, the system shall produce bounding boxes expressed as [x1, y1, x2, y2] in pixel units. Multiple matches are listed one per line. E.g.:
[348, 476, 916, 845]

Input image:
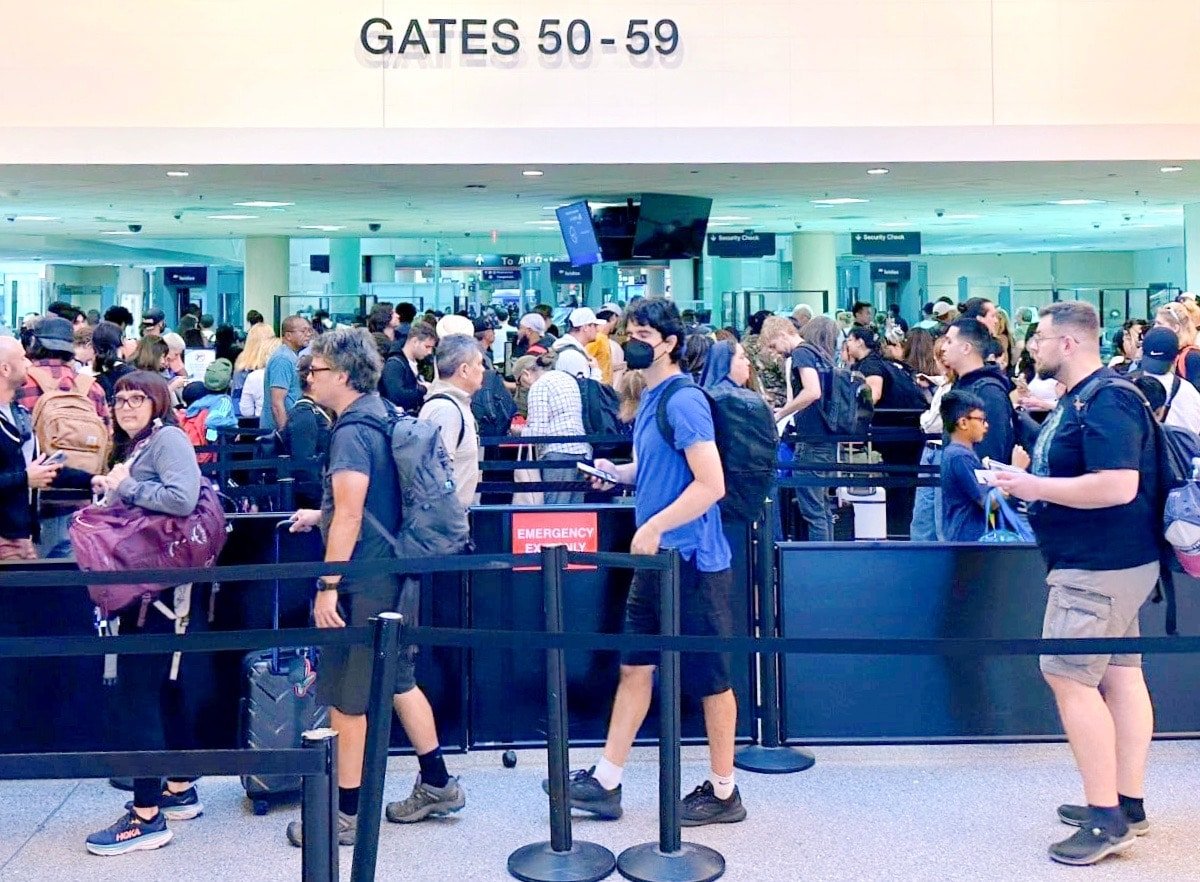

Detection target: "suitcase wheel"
[252, 799, 271, 816]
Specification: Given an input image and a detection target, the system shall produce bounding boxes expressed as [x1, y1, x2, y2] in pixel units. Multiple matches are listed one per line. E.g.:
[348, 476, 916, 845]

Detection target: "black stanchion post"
[508, 545, 616, 882]
[350, 612, 403, 882]
[301, 727, 340, 882]
[617, 549, 725, 882]
[735, 499, 816, 774]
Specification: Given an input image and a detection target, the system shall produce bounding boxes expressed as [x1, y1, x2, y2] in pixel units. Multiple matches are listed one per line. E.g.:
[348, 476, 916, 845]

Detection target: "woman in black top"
[92, 321, 137, 405]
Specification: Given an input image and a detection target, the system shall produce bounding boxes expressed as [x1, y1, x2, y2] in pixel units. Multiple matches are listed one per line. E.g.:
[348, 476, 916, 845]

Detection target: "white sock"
[593, 756, 623, 791]
[708, 769, 735, 800]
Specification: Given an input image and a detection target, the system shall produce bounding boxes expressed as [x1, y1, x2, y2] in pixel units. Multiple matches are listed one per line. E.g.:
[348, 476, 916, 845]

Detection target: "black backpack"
[797, 344, 872, 436]
[655, 377, 777, 523]
[576, 376, 625, 456]
[471, 368, 517, 439]
[880, 360, 932, 410]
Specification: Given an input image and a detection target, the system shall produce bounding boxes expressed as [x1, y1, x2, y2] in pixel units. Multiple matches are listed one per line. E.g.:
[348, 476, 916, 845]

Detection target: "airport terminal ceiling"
[0, 161, 1196, 264]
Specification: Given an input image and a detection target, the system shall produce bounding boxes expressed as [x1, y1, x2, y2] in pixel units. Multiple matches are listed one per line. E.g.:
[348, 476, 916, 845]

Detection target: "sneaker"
[540, 767, 622, 820]
[286, 810, 357, 848]
[680, 782, 747, 827]
[1057, 803, 1149, 836]
[125, 787, 204, 821]
[85, 810, 173, 856]
[1049, 824, 1136, 866]
[386, 775, 466, 823]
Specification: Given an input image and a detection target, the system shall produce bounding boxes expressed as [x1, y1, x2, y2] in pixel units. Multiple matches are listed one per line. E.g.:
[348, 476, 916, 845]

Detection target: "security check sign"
[512, 512, 598, 571]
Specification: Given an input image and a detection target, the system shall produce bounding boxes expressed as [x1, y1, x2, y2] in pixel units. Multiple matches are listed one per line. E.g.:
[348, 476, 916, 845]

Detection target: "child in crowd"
[939, 390, 990, 542]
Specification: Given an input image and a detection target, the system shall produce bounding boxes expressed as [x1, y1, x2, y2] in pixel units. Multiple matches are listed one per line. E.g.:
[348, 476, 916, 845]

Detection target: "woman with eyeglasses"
[80, 371, 205, 857]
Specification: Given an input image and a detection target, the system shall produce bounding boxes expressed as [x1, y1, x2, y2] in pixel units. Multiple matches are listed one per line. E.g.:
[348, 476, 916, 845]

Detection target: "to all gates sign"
[512, 511, 598, 571]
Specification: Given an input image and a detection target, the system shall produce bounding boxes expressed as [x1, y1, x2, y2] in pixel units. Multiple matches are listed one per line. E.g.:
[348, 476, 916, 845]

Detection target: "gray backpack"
[347, 409, 472, 558]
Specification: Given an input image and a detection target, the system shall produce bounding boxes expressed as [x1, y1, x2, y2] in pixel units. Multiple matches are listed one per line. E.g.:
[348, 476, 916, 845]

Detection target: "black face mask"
[623, 339, 657, 371]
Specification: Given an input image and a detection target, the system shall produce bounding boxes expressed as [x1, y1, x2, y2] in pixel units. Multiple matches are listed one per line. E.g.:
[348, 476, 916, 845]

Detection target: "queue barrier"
[5, 549, 1200, 879]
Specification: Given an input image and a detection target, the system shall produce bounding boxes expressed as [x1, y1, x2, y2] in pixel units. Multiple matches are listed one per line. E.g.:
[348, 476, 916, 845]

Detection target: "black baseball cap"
[1141, 327, 1179, 375]
[141, 307, 165, 327]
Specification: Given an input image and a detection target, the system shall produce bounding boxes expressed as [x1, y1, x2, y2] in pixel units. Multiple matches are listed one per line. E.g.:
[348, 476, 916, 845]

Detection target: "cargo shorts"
[1039, 562, 1159, 687]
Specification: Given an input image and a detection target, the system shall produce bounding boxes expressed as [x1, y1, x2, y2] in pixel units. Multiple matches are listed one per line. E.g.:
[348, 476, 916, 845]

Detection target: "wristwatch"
[316, 577, 340, 593]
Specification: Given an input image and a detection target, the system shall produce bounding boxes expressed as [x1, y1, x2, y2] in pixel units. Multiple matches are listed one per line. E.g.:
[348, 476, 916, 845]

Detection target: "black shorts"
[315, 579, 418, 716]
[621, 558, 734, 699]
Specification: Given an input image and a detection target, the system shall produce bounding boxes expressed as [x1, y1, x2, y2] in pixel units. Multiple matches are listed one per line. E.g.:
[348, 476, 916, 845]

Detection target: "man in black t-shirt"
[995, 302, 1159, 867]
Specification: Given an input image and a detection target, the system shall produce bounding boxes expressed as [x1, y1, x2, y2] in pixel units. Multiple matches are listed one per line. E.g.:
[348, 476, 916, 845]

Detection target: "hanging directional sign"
[870, 261, 911, 282]
[482, 269, 522, 282]
[706, 231, 776, 258]
[393, 254, 526, 269]
[851, 232, 922, 256]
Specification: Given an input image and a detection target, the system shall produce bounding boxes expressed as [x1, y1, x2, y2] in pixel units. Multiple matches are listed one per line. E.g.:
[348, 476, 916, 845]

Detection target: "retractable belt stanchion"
[300, 728, 340, 882]
[617, 549, 725, 882]
[735, 499, 816, 774]
[509, 545, 616, 882]
[350, 612, 403, 882]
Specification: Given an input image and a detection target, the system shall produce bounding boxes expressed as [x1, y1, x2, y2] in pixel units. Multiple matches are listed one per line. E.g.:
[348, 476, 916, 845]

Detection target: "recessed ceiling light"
[1049, 199, 1105, 206]
[879, 221, 911, 227]
[234, 201, 294, 208]
[524, 220, 559, 225]
[866, 168, 890, 176]
[943, 213, 982, 220]
[100, 230, 136, 235]
[13, 215, 60, 222]
[707, 222, 735, 227]
[166, 171, 190, 178]
[811, 198, 868, 205]
[298, 225, 346, 232]
[709, 216, 752, 222]
[1161, 166, 1184, 173]
[206, 214, 258, 221]
[522, 170, 544, 177]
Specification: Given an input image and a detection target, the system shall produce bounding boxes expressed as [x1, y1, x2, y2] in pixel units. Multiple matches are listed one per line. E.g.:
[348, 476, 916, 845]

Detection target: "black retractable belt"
[508, 544, 616, 882]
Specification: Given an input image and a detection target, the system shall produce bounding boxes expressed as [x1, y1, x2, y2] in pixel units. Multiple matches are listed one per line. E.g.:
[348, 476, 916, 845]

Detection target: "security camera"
[128, 223, 142, 233]
[794, 222, 803, 230]
[1123, 214, 1131, 222]
[173, 212, 182, 222]
[935, 209, 945, 218]
[4, 216, 13, 223]
[1092, 222, 1101, 229]
[464, 231, 472, 237]
[368, 222, 382, 233]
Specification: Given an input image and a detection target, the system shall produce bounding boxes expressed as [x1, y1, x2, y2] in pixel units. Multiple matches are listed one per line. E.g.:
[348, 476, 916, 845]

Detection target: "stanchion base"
[733, 745, 816, 775]
[616, 842, 724, 882]
[508, 840, 617, 882]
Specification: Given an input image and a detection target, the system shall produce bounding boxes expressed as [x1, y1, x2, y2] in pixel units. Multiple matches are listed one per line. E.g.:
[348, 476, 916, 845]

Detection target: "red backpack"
[179, 409, 215, 464]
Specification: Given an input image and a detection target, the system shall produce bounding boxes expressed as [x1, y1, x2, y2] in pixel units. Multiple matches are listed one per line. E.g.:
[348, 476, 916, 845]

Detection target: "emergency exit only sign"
[512, 512, 598, 571]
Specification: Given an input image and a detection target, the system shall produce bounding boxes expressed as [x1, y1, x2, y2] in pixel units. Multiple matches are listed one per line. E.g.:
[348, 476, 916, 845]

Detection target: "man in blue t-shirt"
[995, 302, 1160, 867]
[260, 315, 313, 431]
[548, 300, 744, 827]
[938, 390, 990, 542]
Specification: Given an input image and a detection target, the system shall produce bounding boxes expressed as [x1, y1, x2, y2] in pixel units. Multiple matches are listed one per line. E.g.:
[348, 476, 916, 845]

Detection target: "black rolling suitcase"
[240, 521, 328, 815]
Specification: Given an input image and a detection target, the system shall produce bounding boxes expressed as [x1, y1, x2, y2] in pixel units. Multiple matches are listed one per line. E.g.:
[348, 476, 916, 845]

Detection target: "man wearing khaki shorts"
[996, 302, 1160, 867]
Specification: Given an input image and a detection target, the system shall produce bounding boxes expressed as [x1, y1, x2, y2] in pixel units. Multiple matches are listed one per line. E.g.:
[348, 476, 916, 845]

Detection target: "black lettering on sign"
[398, 19, 430, 54]
[492, 18, 520, 55]
[461, 18, 487, 55]
[429, 18, 457, 54]
[360, 18, 393, 55]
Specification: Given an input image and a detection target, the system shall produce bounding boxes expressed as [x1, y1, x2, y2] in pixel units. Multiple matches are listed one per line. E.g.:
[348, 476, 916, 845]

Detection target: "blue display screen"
[556, 201, 603, 267]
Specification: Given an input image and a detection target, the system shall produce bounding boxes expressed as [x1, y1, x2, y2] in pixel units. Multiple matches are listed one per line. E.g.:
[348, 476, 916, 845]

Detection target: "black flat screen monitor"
[632, 193, 713, 260]
[555, 201, 603, 267]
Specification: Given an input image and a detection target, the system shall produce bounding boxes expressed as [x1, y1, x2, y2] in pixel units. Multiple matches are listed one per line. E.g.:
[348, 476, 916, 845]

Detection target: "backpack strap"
[72, 372, 96, 397]
[653, 376, 712, 450]
[25, 366, 57, 396]
[1164, 375, 1182, 420]
[1175, 348, 1191, 380]
[424, 393, 466, 448]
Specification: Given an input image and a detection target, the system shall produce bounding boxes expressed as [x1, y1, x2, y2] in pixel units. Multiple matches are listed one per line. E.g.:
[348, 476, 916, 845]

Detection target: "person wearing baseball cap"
[551, 308, 606, 381]
[515, 312, 551, 358]
[435, 313, 474, 340]
[140, 308, 166, 338]
[932, 301, 957, 323]
[588, 304, 626, 387]
[1139, 327, 1200, 434]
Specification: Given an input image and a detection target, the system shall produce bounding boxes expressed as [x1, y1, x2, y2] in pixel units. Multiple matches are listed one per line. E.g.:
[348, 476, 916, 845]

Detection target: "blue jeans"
[793, 441, 834, 542]
[909, 443, 944, 542]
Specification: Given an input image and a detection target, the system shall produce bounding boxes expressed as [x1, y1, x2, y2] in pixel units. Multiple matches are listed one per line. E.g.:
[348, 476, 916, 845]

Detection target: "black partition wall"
[778, 542, 1200, 743]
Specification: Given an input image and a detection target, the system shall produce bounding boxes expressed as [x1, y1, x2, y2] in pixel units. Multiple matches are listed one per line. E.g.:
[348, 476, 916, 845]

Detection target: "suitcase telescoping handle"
[271, 519, 294, 675]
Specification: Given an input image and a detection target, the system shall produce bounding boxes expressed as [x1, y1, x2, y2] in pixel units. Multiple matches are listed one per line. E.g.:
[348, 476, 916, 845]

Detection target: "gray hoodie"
[116, 425, 202, 516]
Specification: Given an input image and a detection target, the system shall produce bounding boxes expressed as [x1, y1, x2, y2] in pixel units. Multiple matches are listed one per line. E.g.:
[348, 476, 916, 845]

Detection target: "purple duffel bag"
[70, 480, 229, 620]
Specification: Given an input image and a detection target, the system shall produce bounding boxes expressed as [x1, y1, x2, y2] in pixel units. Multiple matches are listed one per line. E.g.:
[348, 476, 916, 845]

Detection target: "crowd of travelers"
[0, 289, 1182, 866]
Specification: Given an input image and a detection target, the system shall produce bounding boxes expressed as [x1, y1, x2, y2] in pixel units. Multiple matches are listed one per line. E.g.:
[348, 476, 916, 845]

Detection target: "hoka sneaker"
[385, 775, 466, 823]
[125, 786, 203, 821]
[286, 810, 357, 847]
[540, 767, 622, 820]
[680, 782, 747, 827]
[86, 810, 172, 856]
[1057, 802, 1148, 835]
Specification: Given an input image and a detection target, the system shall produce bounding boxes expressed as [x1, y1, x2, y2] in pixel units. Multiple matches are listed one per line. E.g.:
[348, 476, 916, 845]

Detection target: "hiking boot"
[86, 809, 172, 856]
[680, 782, 747, 827]
[540, 767, 622, 820]
[286, 810, 357, 847]
[125, 786, 203, 821]
[1049, 824, 1136, 866]
[1058, 803, 1149, 836]
[386, 775, 466, 823]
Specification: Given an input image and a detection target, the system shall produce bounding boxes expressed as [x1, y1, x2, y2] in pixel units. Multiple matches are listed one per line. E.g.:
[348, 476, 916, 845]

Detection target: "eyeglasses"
[305, 367, 333, 375]
[1027, 333, 1075, 348]
[113, 393, 149, 409]
[965, 415, 989, 424]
